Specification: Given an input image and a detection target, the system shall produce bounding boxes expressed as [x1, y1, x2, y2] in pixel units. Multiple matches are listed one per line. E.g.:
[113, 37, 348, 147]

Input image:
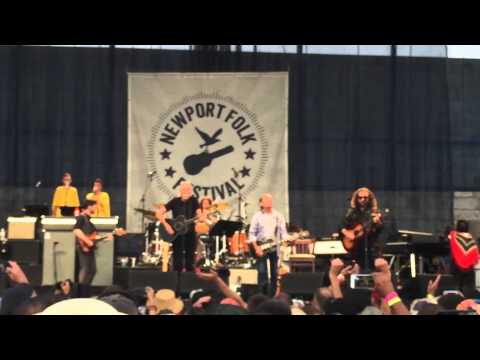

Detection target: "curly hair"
[350, 187, 379, 212]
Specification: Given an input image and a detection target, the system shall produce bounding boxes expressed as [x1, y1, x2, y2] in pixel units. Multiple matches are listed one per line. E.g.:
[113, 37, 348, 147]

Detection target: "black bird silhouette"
[195, 127, 223, 148]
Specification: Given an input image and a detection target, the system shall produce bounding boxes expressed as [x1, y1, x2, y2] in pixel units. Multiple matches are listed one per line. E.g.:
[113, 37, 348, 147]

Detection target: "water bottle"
[235, 276, 242, 295]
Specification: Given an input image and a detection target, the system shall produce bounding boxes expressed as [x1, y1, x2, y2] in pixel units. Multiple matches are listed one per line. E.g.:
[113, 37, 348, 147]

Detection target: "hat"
[37, 298, 126, 315]
[154, 289, 184, 315]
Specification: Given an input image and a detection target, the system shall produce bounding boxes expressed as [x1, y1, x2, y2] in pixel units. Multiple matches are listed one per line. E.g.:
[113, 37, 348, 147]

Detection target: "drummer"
[195, 197, 220, 235]
[147, 203, 175, 241]
[195, 197, 221, 266]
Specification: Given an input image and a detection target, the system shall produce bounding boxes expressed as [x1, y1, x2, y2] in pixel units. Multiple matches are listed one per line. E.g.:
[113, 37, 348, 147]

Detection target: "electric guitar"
[79, 228, 127, 253]
[251, 232, 304, 259]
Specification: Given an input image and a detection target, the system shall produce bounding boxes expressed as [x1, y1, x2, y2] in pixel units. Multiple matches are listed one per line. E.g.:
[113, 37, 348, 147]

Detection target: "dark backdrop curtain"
[0, 46, 459, 237]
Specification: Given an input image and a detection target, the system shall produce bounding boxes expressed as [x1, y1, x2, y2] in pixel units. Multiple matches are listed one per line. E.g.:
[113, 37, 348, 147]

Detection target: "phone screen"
[350, 274, 374, 290]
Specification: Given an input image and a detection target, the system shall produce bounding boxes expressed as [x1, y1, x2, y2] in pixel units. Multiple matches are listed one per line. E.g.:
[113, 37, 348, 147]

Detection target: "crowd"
[1, 257, 479, 315]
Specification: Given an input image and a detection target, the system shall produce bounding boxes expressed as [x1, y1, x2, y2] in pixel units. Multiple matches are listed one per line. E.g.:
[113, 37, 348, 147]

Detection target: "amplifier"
[229, 268, 258, 285]
[5, 240, 42, 264]
[7, 217, 37, 240]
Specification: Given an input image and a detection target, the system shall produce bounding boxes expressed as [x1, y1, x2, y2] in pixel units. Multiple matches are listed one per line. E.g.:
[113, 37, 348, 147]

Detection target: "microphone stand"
[139, 173, 154, 233]
[53, 241, 59, 284]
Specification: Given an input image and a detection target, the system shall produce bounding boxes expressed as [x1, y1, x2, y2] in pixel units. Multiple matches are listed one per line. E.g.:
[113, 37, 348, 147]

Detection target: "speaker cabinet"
[178, 272, 218, 297]
[114, 268, 178, 291]
[7, 240, 41, 264]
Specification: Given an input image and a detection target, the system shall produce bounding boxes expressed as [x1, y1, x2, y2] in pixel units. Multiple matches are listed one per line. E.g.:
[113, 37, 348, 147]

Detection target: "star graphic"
[165, 167, 176, 178]
[245, 149, 256, 160]
[239, 166, 251, 178]
[160, 149, 171, 160]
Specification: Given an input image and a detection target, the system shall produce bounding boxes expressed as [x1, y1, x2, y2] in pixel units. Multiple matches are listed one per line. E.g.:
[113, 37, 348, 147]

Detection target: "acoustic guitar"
[79, 228, 127, 253]
[341, 210, 384, 251]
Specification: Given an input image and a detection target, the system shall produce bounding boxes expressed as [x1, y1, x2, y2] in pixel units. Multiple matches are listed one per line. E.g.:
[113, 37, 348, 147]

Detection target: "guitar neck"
[210, 146, 234, 158]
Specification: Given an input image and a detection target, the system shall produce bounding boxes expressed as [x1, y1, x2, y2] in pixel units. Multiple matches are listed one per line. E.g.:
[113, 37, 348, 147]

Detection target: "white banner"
[127, 72, 289, 232]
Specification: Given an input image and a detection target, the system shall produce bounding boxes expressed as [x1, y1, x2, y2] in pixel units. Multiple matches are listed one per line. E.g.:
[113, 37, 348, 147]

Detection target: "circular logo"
[148, 93, 268, 203]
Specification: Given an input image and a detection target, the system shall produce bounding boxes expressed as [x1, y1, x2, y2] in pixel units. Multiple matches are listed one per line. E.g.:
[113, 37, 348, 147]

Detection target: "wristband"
[383, 291, 399, 303]
[387, 297, 402, 307]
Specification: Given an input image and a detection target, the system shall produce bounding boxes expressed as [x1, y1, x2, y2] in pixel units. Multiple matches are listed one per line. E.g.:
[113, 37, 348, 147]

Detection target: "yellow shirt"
[86, 192, 111, 217]
[52, 186, 80, 217]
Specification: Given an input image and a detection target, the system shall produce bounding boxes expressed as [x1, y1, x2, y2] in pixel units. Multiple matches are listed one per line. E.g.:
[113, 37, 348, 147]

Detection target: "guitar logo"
[183, 127, 234, 175]
[148, 93, 268, 202]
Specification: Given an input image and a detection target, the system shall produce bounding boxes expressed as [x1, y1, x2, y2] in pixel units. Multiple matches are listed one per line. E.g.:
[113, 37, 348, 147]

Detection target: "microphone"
[147, 171, 157, 176]
[35, 180, 42, 188]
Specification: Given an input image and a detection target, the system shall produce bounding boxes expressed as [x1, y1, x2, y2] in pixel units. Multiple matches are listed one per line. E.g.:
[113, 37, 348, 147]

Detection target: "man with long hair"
[339, 187, 384, 271]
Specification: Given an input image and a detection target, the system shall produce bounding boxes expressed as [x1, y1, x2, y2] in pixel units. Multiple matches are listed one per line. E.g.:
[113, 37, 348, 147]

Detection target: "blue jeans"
[256, 252, 278, 296]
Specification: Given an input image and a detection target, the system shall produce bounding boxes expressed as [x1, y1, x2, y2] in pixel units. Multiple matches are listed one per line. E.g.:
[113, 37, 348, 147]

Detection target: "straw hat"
[154, 289, 184, 315]
[37, 298, 126, 315]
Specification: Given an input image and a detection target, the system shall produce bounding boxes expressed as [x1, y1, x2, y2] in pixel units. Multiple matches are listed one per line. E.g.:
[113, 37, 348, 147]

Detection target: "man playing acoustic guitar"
[339, 187, 384, 271]
[73, 199, 114, 297]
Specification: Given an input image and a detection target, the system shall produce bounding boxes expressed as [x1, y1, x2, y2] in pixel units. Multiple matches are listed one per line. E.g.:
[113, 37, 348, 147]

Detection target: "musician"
[339, 187, 384, 270]
[248, 193, 288, 296]
[196, 197, 213, 233]
[160, 181, 199, 272]
[86, 178, 111, 217]
[448, 220, 479, 297]
[72, 200, 113, 297]
[146, 204, 175, 241]
[51, 172, 80, 217]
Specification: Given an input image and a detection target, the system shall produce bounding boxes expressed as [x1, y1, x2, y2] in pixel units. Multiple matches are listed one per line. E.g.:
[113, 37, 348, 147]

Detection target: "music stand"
[210, 220, 243, 238]
[23, 205, 50, 218]
[60, 207, 76, 217]
[209, 220, 243, 262]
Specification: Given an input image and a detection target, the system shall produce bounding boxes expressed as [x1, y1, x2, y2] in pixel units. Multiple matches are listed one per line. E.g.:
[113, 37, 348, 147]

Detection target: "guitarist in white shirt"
[248, 193, 288, 296]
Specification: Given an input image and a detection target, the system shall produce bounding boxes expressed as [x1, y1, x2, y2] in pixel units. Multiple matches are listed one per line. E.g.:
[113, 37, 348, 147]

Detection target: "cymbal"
[210, 202, 230, 212]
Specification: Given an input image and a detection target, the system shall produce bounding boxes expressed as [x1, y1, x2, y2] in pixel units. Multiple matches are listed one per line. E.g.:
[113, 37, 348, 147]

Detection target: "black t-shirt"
[74, 214, 96, 241]
[165, 197, 199, 219]
[165, 196, 199, 235]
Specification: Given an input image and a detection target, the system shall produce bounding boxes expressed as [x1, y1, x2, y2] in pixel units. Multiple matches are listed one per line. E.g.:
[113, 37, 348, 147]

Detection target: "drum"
[228, 230, 249, 256]
[195, 222, 210, 235]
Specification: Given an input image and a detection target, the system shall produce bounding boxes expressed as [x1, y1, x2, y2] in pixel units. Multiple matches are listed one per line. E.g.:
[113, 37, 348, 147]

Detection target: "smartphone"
[350, 274, 374, 290]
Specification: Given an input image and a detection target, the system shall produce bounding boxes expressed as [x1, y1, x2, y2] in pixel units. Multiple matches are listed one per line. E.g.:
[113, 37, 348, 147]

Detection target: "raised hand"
[427, 274, 441, 297]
